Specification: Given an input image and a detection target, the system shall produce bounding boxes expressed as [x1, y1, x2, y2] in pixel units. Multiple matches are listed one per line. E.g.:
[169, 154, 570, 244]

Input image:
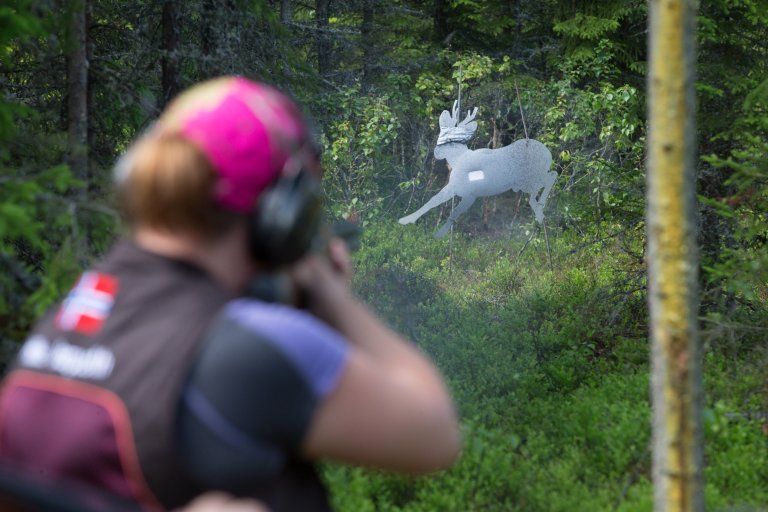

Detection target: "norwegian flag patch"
[55, 271, 119, 335]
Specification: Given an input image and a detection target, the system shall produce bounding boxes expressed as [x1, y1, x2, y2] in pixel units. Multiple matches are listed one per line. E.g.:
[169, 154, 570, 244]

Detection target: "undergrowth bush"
[325, 219, 768, 511]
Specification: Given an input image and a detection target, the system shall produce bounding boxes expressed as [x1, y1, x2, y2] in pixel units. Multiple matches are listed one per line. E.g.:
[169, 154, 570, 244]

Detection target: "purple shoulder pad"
[224, 299, 349, 397]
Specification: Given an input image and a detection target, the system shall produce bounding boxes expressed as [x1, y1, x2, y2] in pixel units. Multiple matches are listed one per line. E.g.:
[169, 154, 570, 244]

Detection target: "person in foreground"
[0, 76, 461, 511]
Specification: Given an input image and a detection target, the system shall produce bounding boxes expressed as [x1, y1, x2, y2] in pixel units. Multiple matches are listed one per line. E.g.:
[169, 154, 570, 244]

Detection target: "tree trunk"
[280, 0, 292, 24]
[316, 0, 331, 76]
[66, 0, 88, 186]
[85, 0, 94, 148]
[161, 0, 182, 108]
[361, 0, 374, 93]
[200, 0, 215, 79]
[433, 0, 450, 44]
[646, 0, 704, 511]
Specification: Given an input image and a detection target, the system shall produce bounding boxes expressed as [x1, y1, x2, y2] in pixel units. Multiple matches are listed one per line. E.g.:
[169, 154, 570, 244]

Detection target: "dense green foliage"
[2, 0, 766, 509]
[323, 222, 766, 510]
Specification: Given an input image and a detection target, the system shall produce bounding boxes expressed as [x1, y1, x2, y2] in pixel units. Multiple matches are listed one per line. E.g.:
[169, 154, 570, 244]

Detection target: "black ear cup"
[248, 170, 324, 266]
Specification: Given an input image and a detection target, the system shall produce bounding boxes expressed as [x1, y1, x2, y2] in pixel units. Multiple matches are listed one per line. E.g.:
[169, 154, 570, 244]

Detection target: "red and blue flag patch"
[55, 271, 119, 335]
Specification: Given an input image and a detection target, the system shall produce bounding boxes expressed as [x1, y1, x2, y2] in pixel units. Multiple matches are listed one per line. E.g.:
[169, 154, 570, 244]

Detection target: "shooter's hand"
[179, 492, 269, 512]
[326, 237, 353, 284]
[290, 237, 354, 327]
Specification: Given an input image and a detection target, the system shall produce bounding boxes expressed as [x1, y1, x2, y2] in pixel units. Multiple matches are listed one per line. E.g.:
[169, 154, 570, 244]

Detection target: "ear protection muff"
[247, 167, 324, 267]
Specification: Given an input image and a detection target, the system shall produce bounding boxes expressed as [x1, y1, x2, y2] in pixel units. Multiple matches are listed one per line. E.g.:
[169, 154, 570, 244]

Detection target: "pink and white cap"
[157, 76, 314, 212]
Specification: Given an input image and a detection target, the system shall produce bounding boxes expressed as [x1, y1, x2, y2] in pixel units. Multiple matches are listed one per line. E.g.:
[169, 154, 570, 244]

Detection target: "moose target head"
[436, 101, 478, 146]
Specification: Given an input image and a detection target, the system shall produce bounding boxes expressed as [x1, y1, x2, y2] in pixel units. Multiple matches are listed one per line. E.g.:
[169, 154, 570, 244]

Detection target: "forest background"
[1, 0, 766, 510]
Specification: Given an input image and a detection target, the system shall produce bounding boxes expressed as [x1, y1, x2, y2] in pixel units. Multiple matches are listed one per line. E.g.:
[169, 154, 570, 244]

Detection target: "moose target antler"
[399, 101, 557, 239]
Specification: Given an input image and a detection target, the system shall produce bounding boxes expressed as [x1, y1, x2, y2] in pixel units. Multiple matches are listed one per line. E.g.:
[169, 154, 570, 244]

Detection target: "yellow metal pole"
[646, 0, 704, 511]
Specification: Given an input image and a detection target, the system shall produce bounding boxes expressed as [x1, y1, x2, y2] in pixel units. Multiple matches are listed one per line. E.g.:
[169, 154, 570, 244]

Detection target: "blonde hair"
[116, 133, 240, 236]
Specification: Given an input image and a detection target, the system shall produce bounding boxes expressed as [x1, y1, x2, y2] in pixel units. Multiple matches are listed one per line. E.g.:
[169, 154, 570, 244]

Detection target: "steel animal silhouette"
[399, 101, 556, 239]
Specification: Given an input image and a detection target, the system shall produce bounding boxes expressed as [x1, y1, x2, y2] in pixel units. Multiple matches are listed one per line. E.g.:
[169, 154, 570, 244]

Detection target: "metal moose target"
[399, 101, 556, 239]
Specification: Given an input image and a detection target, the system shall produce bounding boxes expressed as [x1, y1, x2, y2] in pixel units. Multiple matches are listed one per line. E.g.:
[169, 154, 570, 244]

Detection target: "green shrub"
[325, 218, 766, 511]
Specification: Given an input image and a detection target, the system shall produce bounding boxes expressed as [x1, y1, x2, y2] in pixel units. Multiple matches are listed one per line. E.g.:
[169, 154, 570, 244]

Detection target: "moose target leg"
[399, 185, 456, 225]
[529, 171, 557, 223]
[528, 192, 544, 223]
[537, 171, 557, 210]
[434, 195, 477, 239]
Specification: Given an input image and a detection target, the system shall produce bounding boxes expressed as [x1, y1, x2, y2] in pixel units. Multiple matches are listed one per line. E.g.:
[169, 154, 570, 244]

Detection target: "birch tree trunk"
[646, 0, 704, 510]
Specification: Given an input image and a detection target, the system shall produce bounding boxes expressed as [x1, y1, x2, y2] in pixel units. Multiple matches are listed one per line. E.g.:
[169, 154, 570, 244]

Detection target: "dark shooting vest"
[0, 240, 330, 511]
